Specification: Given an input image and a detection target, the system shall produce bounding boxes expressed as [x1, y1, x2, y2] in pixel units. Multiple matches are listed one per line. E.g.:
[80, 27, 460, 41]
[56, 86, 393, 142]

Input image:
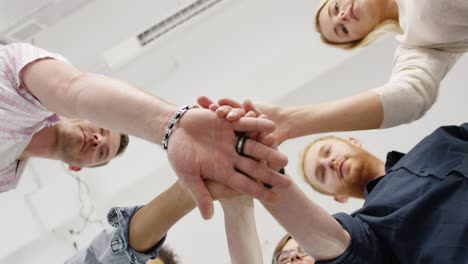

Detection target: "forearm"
[221, 197, 263, 264]
[23, 59, 177, 143]
[128, 182, 195, 253]
[281, 91, 383, 139]
[262, 176, 350, 261]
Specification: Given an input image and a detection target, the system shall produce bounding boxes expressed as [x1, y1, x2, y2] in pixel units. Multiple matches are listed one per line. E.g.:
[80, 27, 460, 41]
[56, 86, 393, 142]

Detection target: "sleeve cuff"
[107, 206, 167, 263]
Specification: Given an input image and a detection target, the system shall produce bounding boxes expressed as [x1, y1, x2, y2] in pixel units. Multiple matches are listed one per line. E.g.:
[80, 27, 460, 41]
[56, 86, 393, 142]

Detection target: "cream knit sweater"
[371, 0, 467, 128]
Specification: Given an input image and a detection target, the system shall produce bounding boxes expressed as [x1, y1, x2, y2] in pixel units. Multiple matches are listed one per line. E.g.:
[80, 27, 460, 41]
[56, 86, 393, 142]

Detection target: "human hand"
[197, 96, 289, 145]
[205, 180, 242, 201]
[167, 108, 289, 220]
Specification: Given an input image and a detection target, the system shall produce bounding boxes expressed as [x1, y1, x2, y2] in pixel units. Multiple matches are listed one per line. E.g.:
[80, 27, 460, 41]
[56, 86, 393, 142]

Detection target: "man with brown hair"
[1, 43, 289, 220]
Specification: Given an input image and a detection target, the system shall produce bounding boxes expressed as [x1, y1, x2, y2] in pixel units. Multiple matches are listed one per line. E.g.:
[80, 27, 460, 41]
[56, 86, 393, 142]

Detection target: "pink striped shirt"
[0, 43, 68, 192]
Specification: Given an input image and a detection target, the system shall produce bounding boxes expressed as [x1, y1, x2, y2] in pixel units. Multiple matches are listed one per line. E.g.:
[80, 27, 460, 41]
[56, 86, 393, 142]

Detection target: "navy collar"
[364, 151, 406, 197]
[385, 151, 406, 173]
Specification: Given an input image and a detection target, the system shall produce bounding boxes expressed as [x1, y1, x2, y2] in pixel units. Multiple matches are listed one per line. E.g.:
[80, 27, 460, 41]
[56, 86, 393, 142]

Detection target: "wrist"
[157, 105, 178, 143]
[162, 105, 197, 150]
[281, 107, 294, 139]
[220, 196, 253, 209]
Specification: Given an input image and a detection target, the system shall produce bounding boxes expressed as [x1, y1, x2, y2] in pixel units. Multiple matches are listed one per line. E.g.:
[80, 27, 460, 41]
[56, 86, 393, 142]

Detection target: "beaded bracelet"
[162, 105, 197, 151]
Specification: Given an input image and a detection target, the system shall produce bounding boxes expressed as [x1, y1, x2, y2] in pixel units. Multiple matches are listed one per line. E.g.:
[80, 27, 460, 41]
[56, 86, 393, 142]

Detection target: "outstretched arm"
[15, 43, 289, 219]
[21, 54, 177, 142]
[261, 173, 351, 261]
[221, 197, 263, 264]
[66, 180, 241, 264]
[128, 181, 196, 253]
[198, 92, 383, 145]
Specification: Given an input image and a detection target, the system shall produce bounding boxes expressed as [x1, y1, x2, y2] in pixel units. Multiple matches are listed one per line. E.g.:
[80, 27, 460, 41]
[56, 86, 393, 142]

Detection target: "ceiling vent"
[1, 0, 94, 43]
[103, 0, 225, 70]
[5, 20, 46, 42]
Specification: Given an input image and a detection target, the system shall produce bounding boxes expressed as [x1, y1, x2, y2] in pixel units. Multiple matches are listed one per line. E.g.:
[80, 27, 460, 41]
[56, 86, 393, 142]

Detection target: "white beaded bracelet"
[162, 105, 197, 151]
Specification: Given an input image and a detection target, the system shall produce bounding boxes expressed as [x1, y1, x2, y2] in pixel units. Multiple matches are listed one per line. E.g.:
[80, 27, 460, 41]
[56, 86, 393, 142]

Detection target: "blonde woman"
[199, 0, 468, 143]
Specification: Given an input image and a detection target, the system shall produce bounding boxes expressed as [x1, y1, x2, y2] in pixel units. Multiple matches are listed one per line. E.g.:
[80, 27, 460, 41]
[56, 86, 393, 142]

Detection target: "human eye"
[280, 257, 290, 264]
[325, 145, 331, 156]
[334, 2, 339, 13]
[277, 251, 291, 264]
[99, 148, 104, 159]
[341, 24, 349, 34]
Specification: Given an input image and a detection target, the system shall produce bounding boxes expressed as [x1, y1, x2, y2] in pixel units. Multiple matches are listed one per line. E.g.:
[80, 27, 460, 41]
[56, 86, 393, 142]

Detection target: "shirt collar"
[364, 151, 406, 197]
[385, 151, 406, 172]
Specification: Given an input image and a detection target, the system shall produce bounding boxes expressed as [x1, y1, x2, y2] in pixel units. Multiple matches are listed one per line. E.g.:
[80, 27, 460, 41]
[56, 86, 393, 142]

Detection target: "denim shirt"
[65, 206, 166, 264]
[317, 123, 468, 264]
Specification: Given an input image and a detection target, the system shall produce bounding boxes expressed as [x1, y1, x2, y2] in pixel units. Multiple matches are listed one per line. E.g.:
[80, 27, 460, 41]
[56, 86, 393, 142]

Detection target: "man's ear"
[347, 137, 362, 148]
[334, 196, 349, 203]
[68, 165, 82, 172]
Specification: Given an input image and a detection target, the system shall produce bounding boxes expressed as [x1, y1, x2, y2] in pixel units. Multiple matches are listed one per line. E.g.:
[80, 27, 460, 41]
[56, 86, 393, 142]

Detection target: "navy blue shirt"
[317, 124, 468, 264]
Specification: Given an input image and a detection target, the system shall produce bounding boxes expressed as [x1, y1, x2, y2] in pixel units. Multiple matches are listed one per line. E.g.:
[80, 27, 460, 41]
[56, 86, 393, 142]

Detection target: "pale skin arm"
[261, 173, 351, 261]
[20, 58, 290, 219]
[221, 197, 263, 264]
[198, 91, 383, 145]
[21, 58, 176, 142]
[275, 91, 383, 142]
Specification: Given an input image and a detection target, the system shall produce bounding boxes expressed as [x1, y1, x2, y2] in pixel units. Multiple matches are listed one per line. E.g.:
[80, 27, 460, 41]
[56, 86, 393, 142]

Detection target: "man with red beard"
[299, 136, 385, 203]
[258, 125, 468, 263]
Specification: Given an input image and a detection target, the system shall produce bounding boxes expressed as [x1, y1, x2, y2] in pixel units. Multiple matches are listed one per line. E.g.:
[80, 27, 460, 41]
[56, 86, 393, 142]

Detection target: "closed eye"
[341, 24, 349, 34]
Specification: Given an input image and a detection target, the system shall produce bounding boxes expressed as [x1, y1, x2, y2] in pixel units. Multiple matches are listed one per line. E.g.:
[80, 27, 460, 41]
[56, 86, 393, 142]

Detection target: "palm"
[167, 108, 289, 219]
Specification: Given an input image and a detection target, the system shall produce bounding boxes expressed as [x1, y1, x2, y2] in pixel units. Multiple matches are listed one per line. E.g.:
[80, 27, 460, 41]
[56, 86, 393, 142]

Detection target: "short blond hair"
[314, 0, 401, 50]
[298, 135, 345, 196]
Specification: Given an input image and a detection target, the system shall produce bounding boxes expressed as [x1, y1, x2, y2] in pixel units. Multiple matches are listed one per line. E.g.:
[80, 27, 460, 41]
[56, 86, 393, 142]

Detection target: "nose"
[289, 250, 303, 262]
[91, 133, 104, 148]
[322, 157, 336, 170]
[339, 11, 348, 22]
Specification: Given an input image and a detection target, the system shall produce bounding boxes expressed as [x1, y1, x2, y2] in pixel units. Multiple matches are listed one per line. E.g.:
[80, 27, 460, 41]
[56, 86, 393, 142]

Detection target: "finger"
[244, 111, 258, 118]
[226, 108, 246, 121]
[182, 177, 215, 220]
[255, 114, 275, 145]
[218, 98, 243, 108]
[197, 96, 215, 109]
[235, 159, 290, 190]
[242, 111, 261, 139]
[225, 170, 279, 203]
[242, 99, 263, 116]
[209, 103, 219, 111]
[242, 138, 288, 170]
[215, 105, 233, 118]
[260, 134, 277, 148]
[232, 117, 276, 133]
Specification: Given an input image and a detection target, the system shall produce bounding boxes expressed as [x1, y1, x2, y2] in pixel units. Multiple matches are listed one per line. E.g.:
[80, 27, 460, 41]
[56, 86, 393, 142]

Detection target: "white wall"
[1, 0, 467, 263]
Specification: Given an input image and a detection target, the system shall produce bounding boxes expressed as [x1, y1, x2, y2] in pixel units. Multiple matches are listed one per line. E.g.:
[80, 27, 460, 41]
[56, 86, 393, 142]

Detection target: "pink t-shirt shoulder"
[0, 43, 70, 192]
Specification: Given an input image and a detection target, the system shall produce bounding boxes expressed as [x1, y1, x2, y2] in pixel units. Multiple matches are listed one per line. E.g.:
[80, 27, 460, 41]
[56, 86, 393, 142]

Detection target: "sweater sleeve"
[371, 45, 462, 128]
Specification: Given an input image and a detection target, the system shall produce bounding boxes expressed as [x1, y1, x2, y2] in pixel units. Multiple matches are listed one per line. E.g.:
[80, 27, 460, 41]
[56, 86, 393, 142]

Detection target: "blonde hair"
[314, 0, 401, 50]
[298, 135, 342, 196]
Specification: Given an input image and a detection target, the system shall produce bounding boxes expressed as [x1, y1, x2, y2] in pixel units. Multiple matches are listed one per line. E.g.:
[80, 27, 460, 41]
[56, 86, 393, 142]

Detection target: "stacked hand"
[167, 107, 289, 219]
[197, 96, 289, 145]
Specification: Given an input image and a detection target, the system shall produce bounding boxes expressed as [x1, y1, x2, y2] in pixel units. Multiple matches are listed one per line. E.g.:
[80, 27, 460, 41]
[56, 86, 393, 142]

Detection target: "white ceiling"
[1, 0, 467, 263]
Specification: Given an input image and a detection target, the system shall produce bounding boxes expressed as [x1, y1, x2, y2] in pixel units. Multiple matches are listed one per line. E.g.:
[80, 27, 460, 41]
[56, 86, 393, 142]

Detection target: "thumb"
[184, 177, 215, 220]
[197, 96, 215, 109]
